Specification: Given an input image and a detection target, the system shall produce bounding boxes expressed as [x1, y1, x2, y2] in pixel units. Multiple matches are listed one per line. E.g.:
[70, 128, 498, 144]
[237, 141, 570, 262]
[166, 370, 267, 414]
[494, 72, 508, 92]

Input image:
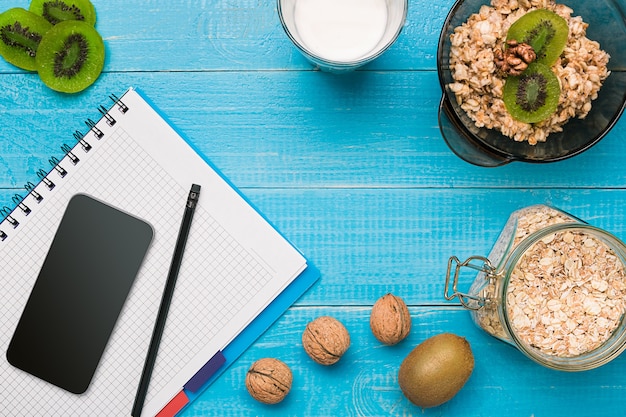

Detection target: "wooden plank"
[237, 188, 626, 306]
[5, 187, 626, 306]
[1, 0, 454, 73]
[0, 72, 625, 196]
[178, 306, 626, 416]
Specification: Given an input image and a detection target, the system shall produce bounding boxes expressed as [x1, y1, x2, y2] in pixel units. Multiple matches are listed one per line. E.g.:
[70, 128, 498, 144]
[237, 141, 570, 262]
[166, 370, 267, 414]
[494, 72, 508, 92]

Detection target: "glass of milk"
[277, 0, 408, 72]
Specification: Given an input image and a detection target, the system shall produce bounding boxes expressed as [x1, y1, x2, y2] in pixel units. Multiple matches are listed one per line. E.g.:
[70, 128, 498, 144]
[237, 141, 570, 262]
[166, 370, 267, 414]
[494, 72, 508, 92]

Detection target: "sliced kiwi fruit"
[0, 7, 52, 70]
[506, 9, 569, 66]
[36, 20, 104, 93]
[29, 0, 96, 26]
[503, 62, 560, 124]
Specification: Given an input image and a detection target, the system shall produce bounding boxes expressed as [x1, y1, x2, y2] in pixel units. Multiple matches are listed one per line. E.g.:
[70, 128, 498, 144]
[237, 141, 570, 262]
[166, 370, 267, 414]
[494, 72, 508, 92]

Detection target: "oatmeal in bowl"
[437, 0, 626, 166]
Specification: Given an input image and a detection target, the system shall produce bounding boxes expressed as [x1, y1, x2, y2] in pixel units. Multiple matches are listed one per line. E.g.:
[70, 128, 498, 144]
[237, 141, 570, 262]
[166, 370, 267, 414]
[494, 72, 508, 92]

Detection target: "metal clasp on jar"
[444, 255, 497, 310]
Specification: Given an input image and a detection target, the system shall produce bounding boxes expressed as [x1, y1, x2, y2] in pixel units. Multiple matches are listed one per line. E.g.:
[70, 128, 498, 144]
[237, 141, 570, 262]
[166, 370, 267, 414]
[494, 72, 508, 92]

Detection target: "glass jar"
[445, 205, 626, 371]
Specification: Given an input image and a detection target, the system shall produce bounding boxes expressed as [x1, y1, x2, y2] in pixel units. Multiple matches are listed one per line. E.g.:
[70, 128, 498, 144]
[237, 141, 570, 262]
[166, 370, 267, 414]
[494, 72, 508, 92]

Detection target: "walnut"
[245, 358, 292, 404]
[370, 293, 411, 345]
[494, 40, 537, 76]
[302, 316, 350, 365]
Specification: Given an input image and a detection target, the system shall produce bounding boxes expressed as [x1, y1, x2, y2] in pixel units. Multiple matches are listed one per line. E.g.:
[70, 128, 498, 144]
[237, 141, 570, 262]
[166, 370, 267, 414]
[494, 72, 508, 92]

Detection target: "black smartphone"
[7, 194, 153, 394]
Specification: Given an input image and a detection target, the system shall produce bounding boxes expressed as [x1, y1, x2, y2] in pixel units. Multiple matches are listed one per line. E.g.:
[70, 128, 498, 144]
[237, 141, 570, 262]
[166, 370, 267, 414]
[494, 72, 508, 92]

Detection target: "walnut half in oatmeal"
[448, 0, 610, 144]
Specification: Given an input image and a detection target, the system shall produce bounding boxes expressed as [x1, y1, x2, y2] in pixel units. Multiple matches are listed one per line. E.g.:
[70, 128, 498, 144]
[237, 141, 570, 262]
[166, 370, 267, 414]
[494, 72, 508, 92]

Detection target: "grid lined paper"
[0, 88, 307, 416]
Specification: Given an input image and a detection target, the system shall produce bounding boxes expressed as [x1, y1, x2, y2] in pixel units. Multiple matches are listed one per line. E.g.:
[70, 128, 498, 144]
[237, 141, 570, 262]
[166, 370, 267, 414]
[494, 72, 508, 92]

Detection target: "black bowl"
[437, 0, 626, 166]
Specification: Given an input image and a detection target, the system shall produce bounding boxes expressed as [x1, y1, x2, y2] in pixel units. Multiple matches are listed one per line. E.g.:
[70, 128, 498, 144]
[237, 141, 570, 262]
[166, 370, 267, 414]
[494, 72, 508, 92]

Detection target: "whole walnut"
[370, 293, 411, 345]
[302, 316, 350, 365]
[245, 358, 292, 404]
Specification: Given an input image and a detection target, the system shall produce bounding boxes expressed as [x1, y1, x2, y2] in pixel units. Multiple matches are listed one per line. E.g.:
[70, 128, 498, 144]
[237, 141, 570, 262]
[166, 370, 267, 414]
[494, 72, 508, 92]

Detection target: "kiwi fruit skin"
[503, 62, 560, 124]
[398, 333, 474, 408]
[35, 20, 104, 93]
[506, 9, 569, 66]
[29, 0, 97, 26]
[0, 7, 53, 71]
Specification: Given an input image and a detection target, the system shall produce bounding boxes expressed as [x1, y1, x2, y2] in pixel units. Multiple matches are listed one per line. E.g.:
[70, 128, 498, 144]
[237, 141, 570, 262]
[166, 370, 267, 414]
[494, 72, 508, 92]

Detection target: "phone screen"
[7, 194, 153, 394]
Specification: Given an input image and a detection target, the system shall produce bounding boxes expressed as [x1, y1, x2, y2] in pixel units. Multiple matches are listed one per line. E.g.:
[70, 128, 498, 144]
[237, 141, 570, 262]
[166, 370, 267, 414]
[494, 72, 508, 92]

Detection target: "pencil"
[131, 183, 201, 417]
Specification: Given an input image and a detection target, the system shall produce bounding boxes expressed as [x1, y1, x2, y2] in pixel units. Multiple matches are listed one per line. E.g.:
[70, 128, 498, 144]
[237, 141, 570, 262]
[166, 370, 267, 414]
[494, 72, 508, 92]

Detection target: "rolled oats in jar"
[445, 205, 626, 371]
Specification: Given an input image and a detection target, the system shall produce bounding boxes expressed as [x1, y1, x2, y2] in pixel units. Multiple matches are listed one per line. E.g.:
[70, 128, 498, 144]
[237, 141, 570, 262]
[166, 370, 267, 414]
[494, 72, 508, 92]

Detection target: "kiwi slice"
[29, 0, 96, 26]
[0, 8, 52, 70]
[503, 62, 560, 124]
[506, 9, 569, 66]
[36, 20, 104, 93]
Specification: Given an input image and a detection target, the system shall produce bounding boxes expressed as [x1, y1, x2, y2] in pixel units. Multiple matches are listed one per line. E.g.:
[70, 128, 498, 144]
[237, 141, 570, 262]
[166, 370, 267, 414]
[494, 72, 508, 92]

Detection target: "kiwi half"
[0, 7, 52, 70]
[503, 62, 560, 124]
[35, 20, 104, 93]
[29, 0, 96, 26]
[506, 9, 569, 66]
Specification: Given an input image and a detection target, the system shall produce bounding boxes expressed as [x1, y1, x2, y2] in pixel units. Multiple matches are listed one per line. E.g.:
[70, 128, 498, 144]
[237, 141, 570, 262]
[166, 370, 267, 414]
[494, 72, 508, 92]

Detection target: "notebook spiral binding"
[0, 93, 129, 242]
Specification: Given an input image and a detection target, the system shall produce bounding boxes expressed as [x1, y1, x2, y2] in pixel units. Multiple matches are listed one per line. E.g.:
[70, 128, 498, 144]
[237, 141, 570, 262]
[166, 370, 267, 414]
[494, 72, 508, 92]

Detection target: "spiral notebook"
[0, 87, 318, 416]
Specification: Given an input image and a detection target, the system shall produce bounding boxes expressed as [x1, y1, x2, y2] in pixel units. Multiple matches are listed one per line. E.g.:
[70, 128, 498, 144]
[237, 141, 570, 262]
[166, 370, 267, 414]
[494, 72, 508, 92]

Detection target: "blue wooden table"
[2, 1, 626, 416]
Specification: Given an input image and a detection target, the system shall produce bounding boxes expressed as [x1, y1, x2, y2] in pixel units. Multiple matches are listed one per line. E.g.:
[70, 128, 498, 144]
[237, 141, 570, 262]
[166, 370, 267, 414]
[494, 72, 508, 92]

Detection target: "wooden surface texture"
[1, 0, 626, 416]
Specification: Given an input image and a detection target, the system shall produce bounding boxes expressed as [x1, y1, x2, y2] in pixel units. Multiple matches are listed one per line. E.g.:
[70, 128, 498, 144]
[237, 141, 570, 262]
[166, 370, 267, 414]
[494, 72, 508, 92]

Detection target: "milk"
[293, 0, 389, 62]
